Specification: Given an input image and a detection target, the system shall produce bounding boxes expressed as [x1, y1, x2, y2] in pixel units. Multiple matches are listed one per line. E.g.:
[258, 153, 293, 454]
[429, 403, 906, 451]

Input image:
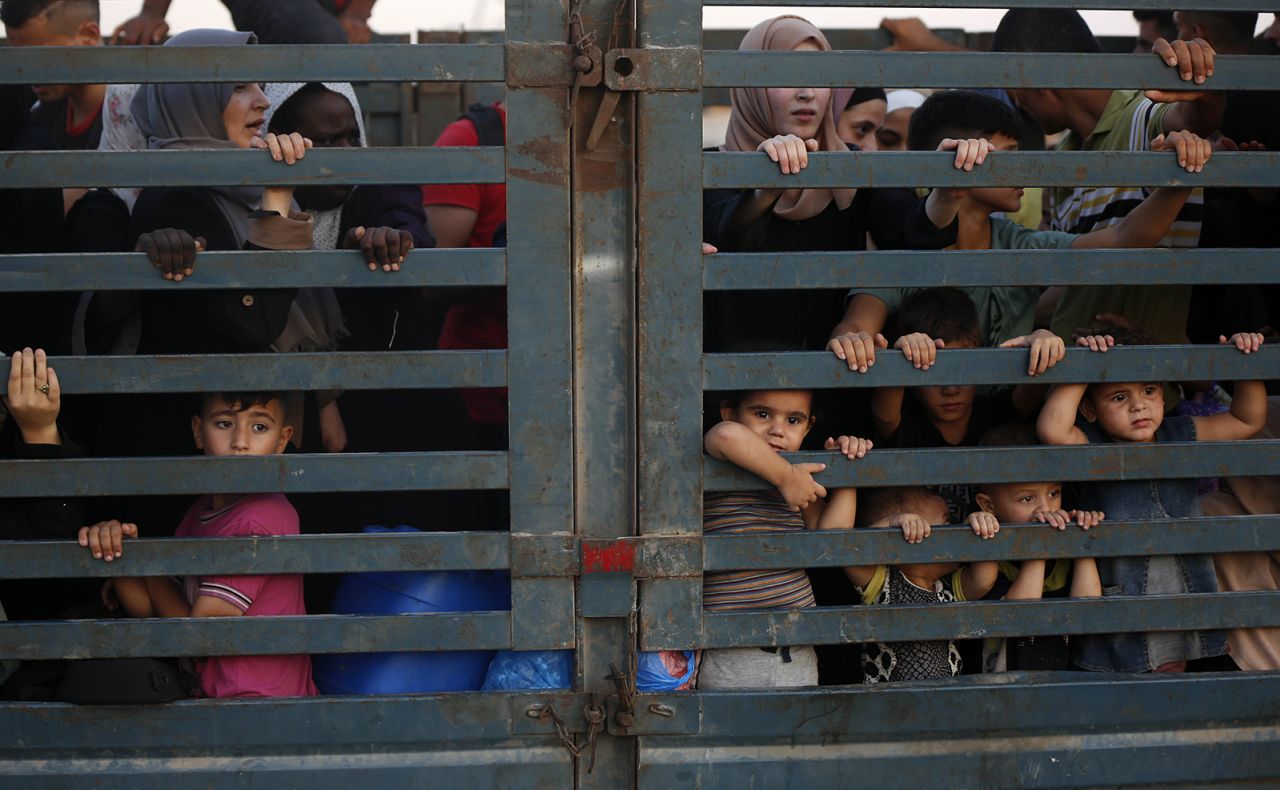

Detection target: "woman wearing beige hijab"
[703, 15, 990, 352]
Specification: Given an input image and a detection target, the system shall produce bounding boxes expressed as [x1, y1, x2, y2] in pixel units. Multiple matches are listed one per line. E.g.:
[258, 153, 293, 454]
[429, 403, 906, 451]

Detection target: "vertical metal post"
[635, 0, 705, 650]
[572, 2, 639, 785]
[504, 0, 576, 651]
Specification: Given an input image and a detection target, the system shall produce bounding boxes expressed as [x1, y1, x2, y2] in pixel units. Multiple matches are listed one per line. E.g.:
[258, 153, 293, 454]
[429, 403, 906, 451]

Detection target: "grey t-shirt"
[854, 217, 1077, 346]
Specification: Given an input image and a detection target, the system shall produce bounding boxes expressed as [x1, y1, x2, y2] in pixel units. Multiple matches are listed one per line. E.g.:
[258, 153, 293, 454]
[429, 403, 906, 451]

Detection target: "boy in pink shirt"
[82, 391, 316, 698]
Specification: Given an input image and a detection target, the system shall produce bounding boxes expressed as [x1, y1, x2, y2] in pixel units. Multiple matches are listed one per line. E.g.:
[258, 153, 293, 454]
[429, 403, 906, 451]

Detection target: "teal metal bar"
[0, 451, 510, 497]
[703, 346, 1280, 390]
[3, 147, 504, 188]
[0, 43, 505, 85]
[704, 516, 1280, 570]
[48, 350, 506, 393]
[0, 532, 513, 579]
[705, 441, 1280, 490]
[704, 151, 1280, 189]
[0, 611, 514, 659]
[0, 249, 506, 291]
[703, 248, 1280, 290]
[703, 51, 1280, 91]
[503, 0, 578, 653]
[637, 0, 710, 654]
[700, 591, 1280, 648]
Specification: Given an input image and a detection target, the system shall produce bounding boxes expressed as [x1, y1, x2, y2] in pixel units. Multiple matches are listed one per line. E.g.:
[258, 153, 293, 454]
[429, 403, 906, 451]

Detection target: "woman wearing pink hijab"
[704, 15, 990, 352]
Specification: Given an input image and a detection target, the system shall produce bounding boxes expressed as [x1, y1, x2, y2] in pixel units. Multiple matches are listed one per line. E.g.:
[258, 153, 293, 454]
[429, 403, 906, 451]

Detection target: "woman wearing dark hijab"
[87, 29, 317, 535]
[127, 28, 315, 355]
[703, 16, 990, 352]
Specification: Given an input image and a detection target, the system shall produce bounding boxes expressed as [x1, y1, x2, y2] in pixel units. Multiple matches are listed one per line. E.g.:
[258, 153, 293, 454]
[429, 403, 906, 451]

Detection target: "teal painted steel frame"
[0, 6, 578, 785]
[3, 1, 1280, 785]
[630, 0, 1280, 784]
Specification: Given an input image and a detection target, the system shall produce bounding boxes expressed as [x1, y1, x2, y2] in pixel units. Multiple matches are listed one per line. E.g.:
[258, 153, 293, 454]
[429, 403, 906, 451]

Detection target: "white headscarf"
[259, 82, 367, 356]
[262, 82, 367, 252]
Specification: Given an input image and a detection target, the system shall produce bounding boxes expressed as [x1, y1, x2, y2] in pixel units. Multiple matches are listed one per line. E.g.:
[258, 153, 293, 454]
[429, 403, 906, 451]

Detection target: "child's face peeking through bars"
[720, 390, 817, 454]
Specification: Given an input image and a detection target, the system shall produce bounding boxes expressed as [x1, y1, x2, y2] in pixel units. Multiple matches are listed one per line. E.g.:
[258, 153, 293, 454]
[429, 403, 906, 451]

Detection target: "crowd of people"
[0, 0, 1278, 699]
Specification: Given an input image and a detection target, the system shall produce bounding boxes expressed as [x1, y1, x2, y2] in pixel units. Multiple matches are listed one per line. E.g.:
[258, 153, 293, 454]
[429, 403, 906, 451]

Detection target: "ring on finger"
[36, 383, 50, 395]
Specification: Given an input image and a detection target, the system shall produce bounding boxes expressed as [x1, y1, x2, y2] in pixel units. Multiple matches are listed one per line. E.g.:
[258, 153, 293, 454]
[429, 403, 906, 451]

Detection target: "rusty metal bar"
[2, 147, 504, 188]
[703, 51, 1280, 92]
[0, 249, 506, 292]
[46, 350, 505, 393]
[703, 346, 1280, 390]
[0, 43, 505, 85]
[703, 248, 1280, 290]
[703, 517, 1280, 570]
[700, 591, 1280, 648]
[704, 151, 1280, 189]
[0, 611, 514, 659]
[705, 441, 1280, 491]
[0, 452, 510, 497]
[0, 532, 513, 579]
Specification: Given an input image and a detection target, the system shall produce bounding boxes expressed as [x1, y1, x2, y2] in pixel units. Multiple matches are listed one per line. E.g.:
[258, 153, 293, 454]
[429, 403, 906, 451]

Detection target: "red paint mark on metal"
[582, 540, 635, 574]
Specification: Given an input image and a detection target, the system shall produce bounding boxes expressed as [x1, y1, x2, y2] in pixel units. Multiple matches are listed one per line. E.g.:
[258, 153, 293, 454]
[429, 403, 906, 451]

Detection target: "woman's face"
[288, 89, 362, 210]
[764, 40, 831, 140]
[876, 107, 914, 151]
[221, 82, 270, 149]
[837, 98, 886, 151]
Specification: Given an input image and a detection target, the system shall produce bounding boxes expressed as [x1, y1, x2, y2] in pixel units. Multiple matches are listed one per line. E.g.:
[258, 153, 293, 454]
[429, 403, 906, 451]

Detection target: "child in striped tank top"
[699, 388, 872, 689]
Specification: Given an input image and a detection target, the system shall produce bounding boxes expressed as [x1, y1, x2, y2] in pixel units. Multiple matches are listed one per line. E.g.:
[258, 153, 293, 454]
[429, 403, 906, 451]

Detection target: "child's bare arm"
[112, 577, 156, 618]
[816, 488, 856, 531]
[705, 420, 827, 511]
[1037, 383, 1091, 445]
[143, 576, 193, 619]
[813, 436, 871, 530]
[1195, 333, 1268, 441]
[1004, 559, 1046, 600]
[871, 386, 906, 441]
[137, 576, 243, 619]
[1070, 557, 1102, 598]
[960, 560, 999, 600]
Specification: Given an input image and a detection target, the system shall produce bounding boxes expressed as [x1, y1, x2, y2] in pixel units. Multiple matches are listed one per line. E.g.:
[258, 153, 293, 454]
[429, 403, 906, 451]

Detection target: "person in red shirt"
[422, 102, 509, 441]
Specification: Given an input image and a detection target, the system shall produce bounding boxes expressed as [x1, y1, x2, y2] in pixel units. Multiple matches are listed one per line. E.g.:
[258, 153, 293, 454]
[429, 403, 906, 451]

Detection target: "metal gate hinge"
[604, 47, 701, 92]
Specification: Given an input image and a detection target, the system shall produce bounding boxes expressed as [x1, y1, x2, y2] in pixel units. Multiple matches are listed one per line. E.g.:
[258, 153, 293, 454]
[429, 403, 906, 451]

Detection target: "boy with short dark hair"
[972, 422, 1104, 672]
[83, 391, 317, 698]
[869, 288, 1055, 523]
[829, 90, 1211, 365]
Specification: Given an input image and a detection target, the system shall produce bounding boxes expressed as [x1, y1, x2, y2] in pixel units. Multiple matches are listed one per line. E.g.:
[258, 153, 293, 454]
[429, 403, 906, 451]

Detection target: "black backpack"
[461, 102, 505, 147]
